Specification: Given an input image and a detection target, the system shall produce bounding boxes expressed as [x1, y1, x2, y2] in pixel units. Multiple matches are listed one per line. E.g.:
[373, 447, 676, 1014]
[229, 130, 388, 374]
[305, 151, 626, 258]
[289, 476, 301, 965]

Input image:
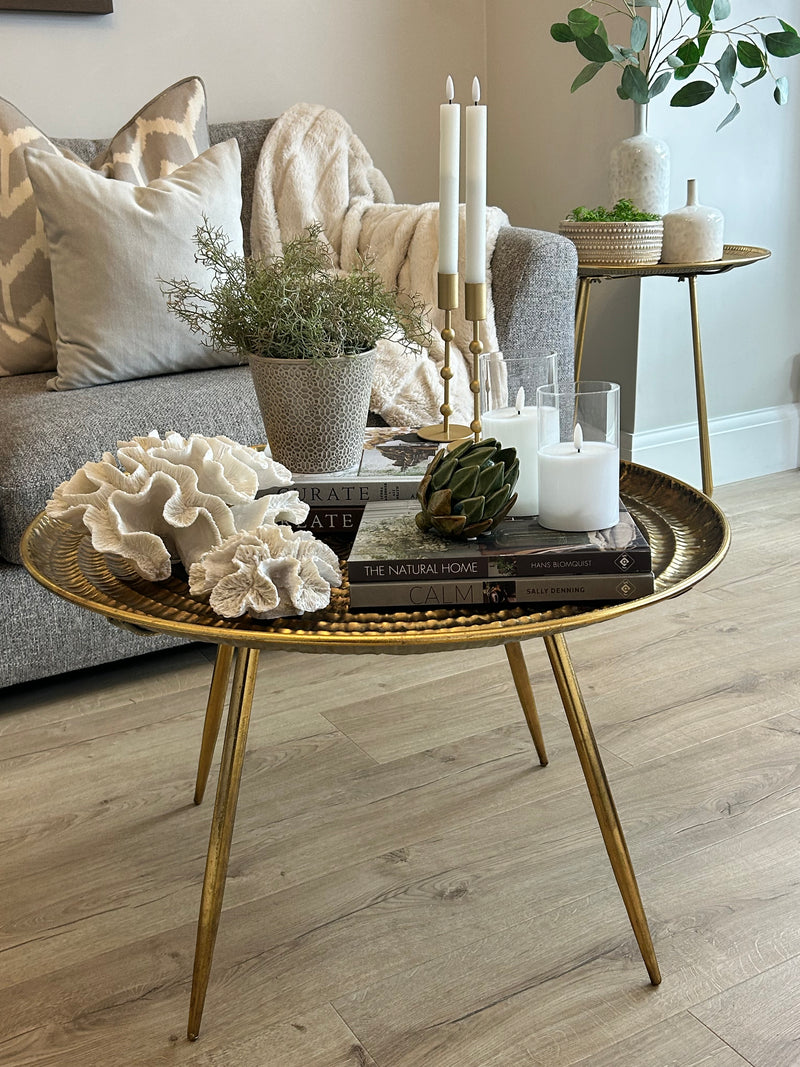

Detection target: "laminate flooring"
[1, 470, 798, 1067]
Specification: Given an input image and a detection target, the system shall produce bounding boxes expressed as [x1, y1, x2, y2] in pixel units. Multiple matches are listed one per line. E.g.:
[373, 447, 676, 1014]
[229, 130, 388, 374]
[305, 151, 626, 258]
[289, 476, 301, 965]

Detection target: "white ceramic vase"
[661, 179, 725, 264]
[609, 104, 670, 216]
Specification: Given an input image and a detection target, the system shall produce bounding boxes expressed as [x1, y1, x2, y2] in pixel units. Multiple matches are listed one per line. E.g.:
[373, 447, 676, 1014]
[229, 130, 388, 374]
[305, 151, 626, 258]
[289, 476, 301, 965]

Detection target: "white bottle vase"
[609, 103, 670, 216]
[661, 179, 724, 263]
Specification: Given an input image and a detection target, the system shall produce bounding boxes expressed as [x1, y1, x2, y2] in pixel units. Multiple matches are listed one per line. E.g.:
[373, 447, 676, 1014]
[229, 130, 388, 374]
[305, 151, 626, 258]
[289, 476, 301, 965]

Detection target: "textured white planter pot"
[661, 179, 725, 263]
[559, 219, 664, 265]
[247, 348, 376, 473]
[609, 104, 670, 216]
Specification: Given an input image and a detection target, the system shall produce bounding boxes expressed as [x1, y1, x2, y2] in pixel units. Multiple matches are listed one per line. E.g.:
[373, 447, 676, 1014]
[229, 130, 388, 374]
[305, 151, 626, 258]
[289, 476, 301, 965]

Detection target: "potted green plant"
[551, 1, 800, 131]
[559, 199, 664, 264]
[163, 220, 431, 473]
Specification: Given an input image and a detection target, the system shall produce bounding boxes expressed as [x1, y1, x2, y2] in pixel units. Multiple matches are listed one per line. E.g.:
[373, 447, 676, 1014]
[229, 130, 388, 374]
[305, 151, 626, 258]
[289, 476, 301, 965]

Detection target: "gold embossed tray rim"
[20, 462, 730, 655]
[577, 243, 770, 278]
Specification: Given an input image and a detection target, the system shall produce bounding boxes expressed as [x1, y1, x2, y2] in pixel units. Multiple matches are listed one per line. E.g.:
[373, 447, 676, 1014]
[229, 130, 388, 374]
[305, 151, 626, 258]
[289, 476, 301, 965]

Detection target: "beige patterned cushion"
[0, 76, 210, 377]
[26, 139, 244, 390]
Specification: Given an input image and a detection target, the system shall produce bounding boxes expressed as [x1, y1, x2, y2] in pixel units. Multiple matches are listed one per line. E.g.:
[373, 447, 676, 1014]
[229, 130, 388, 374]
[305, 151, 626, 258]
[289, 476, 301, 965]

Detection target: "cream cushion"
[25, 138, 244, 390]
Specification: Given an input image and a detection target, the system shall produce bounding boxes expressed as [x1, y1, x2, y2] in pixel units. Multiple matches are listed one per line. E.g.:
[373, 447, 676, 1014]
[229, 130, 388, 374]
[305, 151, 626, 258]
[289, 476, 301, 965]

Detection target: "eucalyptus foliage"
[550, 1, 800, 129]
[163, 220, 432, 360]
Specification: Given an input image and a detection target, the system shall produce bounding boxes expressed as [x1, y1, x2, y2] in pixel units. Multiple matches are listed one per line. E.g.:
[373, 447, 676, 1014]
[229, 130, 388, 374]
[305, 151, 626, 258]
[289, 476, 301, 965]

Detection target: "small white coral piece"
[189, 525, 342, 619]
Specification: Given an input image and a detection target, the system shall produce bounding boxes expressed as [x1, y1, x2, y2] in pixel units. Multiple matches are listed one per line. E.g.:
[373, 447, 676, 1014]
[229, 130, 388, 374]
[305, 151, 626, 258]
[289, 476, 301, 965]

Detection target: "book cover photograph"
[265, 428, 439, 504]
[347, 498, 651, 583]
[357, 428, 442, 477]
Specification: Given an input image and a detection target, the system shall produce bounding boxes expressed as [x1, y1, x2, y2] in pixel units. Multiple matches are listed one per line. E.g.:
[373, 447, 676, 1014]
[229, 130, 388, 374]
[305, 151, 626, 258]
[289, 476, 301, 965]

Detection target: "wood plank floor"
[1, 470, 798, 1066]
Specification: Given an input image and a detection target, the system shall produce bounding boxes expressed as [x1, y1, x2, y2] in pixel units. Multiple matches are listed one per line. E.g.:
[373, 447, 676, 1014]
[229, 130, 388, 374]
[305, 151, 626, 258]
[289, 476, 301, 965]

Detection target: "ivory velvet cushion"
[25, 138, 245, 390]
[0, 75, 210, 377]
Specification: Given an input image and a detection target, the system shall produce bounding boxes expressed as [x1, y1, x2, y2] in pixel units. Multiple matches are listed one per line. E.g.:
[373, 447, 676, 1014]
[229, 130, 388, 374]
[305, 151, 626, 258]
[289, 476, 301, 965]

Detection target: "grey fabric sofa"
[0, 118, 578, 689]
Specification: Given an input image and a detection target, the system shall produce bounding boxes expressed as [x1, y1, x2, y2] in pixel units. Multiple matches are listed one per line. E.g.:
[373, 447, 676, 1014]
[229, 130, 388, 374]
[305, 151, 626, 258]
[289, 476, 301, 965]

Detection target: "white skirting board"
[622, 403, 800, 489]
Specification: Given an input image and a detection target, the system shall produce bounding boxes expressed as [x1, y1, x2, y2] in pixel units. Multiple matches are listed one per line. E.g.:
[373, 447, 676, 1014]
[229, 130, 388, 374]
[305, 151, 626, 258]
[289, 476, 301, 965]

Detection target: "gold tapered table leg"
[188, 645, 260, 1041]
[574, 276, 593, 383]
[194, 644, 235, 805]
[687, 275, 713, 497]
[543, 632, 661, 985]
[504, 642, 548, 766]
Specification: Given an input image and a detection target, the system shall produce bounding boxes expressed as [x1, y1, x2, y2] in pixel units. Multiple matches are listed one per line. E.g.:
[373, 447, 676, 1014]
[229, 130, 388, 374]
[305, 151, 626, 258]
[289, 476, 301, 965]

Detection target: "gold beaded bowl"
[559, 219, 664, 266]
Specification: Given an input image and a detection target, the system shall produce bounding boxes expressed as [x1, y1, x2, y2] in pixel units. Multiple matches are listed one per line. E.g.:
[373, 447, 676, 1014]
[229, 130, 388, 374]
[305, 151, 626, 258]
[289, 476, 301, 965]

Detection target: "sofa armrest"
[491, 226, 578, 388]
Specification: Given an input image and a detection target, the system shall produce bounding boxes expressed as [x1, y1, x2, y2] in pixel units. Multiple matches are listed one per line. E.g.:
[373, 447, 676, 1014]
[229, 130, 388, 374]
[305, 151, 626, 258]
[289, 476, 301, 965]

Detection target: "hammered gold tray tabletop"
[576, 243, 770, 278]
[20, 462, 730, 655]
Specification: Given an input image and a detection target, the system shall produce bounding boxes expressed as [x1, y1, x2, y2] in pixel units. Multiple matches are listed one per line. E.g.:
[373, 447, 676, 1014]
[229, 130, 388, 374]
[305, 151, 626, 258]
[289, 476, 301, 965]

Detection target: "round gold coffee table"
[21, 462, 730, 1040]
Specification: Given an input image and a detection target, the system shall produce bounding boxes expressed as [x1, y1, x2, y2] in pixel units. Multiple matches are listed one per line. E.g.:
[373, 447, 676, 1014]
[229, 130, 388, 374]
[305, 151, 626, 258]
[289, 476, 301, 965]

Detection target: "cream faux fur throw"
[250, 102, 509, 426]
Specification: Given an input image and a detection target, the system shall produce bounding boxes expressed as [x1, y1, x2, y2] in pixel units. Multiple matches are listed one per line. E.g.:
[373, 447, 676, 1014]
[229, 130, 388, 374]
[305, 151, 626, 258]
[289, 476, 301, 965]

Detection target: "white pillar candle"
[465, 75, 487, 285]
[537, 425, 620, 531]
[482, 388, 558, 516]
[438, 75, 460, 276]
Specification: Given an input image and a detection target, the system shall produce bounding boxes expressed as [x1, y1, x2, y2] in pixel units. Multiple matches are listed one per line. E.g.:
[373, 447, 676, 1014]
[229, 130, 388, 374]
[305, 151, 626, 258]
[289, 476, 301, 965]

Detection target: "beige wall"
[487, 0, 800, 482]
[487, 0, 642, 430]
[3, 0, 798, 481]
[0, 0, 484, 206]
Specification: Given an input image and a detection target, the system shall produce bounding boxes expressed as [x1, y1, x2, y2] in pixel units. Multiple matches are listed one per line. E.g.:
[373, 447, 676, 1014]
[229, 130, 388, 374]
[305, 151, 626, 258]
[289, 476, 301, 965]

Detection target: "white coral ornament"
[84, 465, 238, 580]
[189, 525, 342, 619]
[46, 432, 308, 582]
[115, 432, 291, 503]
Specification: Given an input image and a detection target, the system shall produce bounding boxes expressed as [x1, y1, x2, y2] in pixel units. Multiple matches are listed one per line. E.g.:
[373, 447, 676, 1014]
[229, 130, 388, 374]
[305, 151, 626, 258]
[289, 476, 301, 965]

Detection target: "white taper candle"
[465, 75, 487, 285]
[438, 74, 460, 276]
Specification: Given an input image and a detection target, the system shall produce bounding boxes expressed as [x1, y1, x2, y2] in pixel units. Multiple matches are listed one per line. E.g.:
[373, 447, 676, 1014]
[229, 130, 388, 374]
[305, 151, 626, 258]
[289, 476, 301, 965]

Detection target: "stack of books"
[265, 427, 440, 542]
[262, 425, 654, 611]
[346, 498, 654, 610]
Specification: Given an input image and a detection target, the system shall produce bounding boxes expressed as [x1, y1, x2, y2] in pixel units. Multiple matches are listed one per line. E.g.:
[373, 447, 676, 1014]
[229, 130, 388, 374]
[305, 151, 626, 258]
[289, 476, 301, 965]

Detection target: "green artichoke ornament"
[416, 437, 519, 540]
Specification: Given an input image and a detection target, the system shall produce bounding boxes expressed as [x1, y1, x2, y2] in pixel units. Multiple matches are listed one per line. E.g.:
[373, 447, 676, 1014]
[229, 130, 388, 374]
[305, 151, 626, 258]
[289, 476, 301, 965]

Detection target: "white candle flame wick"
[515, 386, 525, 413]
[472, 75, 481, 104]
[445, 74, 454, 103]
[574, 423, 583, 453]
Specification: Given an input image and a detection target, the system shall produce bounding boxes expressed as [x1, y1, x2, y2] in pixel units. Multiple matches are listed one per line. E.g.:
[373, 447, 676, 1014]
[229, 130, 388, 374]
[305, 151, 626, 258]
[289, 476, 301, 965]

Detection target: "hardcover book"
[297, 506, 365, 536]
[347, 498, 651, 583]
[265, 427, 440, 505]
[348, 572, 655, 610]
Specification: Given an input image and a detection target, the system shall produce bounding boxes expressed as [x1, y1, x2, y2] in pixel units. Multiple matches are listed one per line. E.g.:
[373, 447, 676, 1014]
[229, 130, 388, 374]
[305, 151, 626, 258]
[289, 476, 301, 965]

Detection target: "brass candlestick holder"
[465, 280, 487, 442]
[417, 273, 471, 444]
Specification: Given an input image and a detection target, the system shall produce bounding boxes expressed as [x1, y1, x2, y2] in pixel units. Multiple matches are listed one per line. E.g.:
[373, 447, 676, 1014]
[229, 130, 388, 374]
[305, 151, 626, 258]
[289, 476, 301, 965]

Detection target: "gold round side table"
[575, 244, 771, 497]
[21, 462, 730, 1040]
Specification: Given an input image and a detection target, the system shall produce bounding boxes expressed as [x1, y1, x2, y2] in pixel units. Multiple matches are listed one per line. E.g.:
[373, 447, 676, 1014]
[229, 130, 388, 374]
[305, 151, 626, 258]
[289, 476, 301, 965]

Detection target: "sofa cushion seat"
[0, 365, 265, 565]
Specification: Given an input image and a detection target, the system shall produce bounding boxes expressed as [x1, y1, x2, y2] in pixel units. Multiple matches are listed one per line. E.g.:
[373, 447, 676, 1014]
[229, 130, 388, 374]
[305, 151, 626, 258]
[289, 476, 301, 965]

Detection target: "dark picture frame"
[0, 0, 112, 11]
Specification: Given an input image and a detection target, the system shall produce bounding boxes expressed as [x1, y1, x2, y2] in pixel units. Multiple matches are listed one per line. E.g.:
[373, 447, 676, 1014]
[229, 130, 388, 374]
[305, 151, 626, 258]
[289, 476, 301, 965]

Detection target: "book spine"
[295, 506, 365, 535]
[348, 572, 655, 610]
[272, 480, 421, 505]
[347, 546, 652, 584]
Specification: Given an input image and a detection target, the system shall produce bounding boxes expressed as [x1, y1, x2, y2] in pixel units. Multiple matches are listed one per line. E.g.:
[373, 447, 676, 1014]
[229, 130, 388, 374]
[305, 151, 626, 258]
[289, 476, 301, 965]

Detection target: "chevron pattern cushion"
[0, 76, 210, 377]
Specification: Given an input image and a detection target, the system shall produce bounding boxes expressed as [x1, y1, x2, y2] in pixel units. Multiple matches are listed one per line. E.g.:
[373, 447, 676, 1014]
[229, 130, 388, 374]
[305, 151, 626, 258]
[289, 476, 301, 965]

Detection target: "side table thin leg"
[504, 642, 548, 765]
[194, 644, 235, 805]
[574, 277, 593, 383]
[188, 645, 260, 1041]
[543, 632, 661, 985]
[687, 275, 714, 496]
